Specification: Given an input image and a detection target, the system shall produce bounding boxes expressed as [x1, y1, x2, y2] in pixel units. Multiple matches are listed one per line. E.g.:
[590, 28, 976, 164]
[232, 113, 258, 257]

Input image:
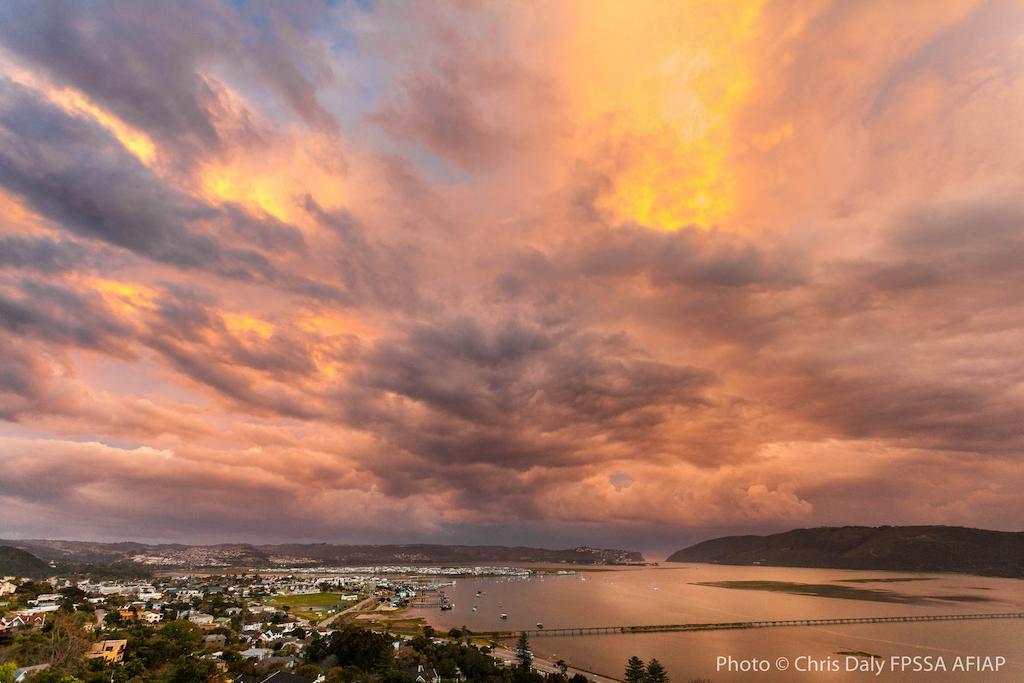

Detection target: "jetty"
[479, 611, 1024, 639]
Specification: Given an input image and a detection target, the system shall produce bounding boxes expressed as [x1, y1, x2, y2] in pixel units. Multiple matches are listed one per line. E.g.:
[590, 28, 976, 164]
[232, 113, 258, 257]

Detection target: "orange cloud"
[562, 0, 764, 230]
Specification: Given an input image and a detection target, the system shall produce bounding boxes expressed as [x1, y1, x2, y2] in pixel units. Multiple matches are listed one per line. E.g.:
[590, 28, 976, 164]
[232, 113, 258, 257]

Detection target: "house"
[188, 612, 215, 626]
[13, 664, 50, 682]
[141, 611, 163, 623]
[0, 581, 17, 596]
[400, 664, 441, 683]
[256, 656, 296, 672]
[203, 634, 227, 648]
[86, 639, 128, 664]
[260, 672, 316, 683]
[9, 613, 47, 629]
[239, 647, 273, 661]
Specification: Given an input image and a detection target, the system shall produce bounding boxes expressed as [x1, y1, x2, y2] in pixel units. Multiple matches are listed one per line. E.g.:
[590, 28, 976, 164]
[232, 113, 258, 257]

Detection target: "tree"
[556, 659, 569, 675]
[515, 632, 532, 670]
[169, 655, 217, 683]
[296, 663, 322, 679]
[646, 658, 669, 683]
[308, 624, 393, 672]
[45, 612, 91, 670]
[0, 662, 16, 683]
[624, 656, 647, 683]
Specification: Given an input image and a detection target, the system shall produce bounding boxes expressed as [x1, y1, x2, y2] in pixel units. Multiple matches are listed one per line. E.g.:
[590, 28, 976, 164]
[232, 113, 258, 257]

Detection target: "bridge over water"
[478, 611, 1024, 639]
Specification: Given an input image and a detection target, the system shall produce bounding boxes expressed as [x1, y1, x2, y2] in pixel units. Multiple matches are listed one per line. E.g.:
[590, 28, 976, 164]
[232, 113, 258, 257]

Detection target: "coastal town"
[0, 566, 645, 683]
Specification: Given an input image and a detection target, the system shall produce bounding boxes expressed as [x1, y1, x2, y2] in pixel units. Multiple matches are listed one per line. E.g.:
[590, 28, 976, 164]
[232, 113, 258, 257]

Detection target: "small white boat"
[500, 613, 508, 620]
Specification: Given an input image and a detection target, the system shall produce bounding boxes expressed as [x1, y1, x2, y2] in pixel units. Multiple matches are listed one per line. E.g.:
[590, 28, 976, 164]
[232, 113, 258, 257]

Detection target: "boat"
[500, 613, 508, 620]
[471, 606, 478, 612]
[536, 622, 544, 629]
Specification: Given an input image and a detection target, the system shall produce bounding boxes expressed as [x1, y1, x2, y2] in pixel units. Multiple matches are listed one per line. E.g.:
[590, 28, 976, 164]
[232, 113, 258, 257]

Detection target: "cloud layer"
[1, 0, 1022, 550]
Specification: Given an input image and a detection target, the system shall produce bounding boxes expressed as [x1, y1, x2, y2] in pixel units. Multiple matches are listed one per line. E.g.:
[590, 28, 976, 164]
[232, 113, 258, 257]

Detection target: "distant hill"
[0, 545, 50, 578]
[1, 539, 644, 569]
[667, 526, 1024, 577]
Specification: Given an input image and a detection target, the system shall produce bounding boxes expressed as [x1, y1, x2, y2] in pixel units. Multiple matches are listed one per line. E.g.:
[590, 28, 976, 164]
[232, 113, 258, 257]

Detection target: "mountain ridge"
[667, 525, 1023, 577]
[0, 539, 644, 569]
[0, 544, 51, 578]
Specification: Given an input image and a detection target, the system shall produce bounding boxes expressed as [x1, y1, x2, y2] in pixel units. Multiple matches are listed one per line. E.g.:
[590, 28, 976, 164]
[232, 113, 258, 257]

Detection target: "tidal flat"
[693, 580, 995, 604]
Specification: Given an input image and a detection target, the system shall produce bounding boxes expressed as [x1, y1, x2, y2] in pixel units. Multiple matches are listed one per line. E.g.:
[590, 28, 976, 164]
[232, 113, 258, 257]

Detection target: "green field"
[267, 592, 359, 618]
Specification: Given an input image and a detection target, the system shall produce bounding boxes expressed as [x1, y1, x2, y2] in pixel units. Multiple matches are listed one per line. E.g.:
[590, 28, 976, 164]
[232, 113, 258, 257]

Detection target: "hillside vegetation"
[0, 544, 50, 578]
[668, 526, 1024, 577]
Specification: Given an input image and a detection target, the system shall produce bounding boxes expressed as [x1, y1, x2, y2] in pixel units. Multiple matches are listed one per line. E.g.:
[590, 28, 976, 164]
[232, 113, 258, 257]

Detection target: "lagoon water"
[408, 564, 1024, 682]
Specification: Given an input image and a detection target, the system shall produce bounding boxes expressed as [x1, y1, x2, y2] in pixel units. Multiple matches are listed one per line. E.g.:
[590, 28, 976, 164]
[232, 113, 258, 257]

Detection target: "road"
[490, 644, 622, 683]
[316, 595, 380, 629]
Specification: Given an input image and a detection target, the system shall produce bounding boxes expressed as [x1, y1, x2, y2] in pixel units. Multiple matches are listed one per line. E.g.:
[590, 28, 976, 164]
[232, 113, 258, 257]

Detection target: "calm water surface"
[408, 564, 1024, 682]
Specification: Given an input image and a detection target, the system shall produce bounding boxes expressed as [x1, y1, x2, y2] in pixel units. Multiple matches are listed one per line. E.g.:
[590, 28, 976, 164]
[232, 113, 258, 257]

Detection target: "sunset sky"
[1, 0, 1022, 553]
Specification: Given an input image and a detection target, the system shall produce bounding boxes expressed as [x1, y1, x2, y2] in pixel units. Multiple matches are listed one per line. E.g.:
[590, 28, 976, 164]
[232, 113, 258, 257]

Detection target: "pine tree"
[515, 632, 533, 670]
[624, 656, 647, 683]
[646, 658, 670, 683]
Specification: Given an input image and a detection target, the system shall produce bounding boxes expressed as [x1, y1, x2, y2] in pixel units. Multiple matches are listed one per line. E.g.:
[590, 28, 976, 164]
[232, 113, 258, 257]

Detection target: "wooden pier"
[479, 611, 1024, 639]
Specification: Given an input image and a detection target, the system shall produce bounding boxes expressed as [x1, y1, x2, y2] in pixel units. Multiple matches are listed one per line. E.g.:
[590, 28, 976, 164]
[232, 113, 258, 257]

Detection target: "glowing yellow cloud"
[565, 0, 764, 230]
[83, 277, 158, 316]
[2, 60, 157, 166]
[201, 162, 293, 222]
[198, 129, 347, 226]
[51, 88, 157, 164]
[223, 312, 275, 339]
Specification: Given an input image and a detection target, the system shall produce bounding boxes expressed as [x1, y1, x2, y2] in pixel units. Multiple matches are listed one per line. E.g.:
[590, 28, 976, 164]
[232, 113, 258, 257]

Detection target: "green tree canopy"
[646, 658, 670, 683]
[515, 632, 532, 670]
[624, 656, 647, 683]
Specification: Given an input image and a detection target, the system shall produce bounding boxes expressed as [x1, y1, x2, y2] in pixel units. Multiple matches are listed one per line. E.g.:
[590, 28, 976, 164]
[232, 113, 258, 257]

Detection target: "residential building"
[86, 639, 128, 664]
[400, 664, 440, 683]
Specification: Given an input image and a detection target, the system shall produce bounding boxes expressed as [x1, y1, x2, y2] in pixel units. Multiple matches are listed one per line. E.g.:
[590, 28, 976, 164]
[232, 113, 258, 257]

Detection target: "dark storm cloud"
[0, 279, 133, 354]
[573, 225, 805, 289]
[377, 73, 504, 170]
[0, 80, 327, 288]
[752, 195, 1024, 456]
[0, 340, 56, 421]
[340, 317, 714, 476]
[220, 204, 307, 254]
[0, 0, 337, 160]
[0, 80, 214, 264]
[303, 196, 421, 310]
[0, 235, 89, 273]
[831, 198, 1024, 300]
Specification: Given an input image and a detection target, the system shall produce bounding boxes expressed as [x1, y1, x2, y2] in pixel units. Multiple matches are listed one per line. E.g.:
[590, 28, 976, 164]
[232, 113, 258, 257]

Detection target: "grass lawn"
[267, 592, 359, 619]
[353, 614, 428, 636]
